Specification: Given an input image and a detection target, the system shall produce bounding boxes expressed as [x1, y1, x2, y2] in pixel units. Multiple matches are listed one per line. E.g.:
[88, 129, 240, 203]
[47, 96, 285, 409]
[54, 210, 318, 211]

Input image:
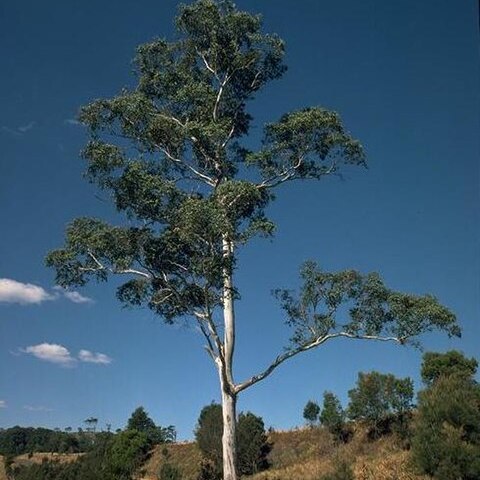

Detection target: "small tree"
[319, 392, 347, 442]
[126, 406, 175, 444]
[195, 404, 223, 479]
[46, 1, 460, 478]
[421, 350, 478, 387]
[303, 400, 320, 427]
[347, 371, 413, 438]
[105, 429, 151, 480]
[412, 354, 480, 480]
[195, 404, 270, 477]
[236, 412, 271, 475]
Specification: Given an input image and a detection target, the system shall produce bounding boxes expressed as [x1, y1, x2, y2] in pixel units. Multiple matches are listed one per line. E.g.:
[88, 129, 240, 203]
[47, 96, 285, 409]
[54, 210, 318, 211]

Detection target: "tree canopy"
[421, 350, 478, 386]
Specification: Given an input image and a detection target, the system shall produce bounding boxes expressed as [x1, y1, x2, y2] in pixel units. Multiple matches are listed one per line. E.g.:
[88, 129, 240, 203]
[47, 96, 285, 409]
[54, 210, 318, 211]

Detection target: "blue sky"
[0, 0, 478, 440]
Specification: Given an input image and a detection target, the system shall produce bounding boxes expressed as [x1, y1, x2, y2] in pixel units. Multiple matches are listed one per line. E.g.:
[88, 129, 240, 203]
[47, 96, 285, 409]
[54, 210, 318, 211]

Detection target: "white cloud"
[23, 405, 53, 412]
[23, 343, 76, 366]
[0, 400, 6, 408]
[78, 349, 112, 365]
[20, 344, 112, 367]
[0, 279, 55, 305]
[64, 291, 93, 304]
[53, 286, 94, 304]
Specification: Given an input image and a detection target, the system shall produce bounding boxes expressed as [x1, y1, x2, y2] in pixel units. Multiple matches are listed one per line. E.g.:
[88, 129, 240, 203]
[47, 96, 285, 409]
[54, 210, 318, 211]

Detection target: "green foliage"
[236, 412, 271, 475]
[319, 392, 349, 442]
[46, 0, 366, 331]
[195, 403, 271, 477]
[421, 350, 478, 386]
[412, 373, 480, 480]
[105, 429, 152, 480]
[303, 400, 320, 426]
[10, 428, 152, 480]
[126, 406, 176, 444]
[275, 261, 459, 351]
[347, 371, 414, 439]
[0, 427, 85, 456]
[195, 403, 223, 477]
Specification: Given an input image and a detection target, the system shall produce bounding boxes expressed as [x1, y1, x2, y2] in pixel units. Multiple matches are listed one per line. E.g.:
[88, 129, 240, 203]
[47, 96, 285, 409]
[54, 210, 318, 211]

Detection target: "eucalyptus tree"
[46, 1, 460, 479]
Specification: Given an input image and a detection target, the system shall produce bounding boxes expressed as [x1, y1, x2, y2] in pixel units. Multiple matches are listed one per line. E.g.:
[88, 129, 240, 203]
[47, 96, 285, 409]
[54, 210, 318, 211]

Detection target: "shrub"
[412, 373, 480, 480]
[347, 371, 413, 439]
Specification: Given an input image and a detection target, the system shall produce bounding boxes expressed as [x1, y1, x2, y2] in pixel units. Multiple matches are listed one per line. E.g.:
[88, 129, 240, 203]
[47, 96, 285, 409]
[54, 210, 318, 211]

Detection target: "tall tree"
[46, 1, 460, 478]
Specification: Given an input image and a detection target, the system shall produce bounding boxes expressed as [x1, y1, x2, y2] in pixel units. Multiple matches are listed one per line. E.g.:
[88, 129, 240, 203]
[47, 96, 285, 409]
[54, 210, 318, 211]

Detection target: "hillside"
[0, 456, 6, 480]
[141, 427, 428, 480]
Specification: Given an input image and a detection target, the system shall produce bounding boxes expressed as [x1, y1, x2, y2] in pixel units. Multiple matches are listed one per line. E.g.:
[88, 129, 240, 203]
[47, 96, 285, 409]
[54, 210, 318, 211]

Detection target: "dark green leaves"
[248, 108, 366, 187]
[48, 1, 367, 330]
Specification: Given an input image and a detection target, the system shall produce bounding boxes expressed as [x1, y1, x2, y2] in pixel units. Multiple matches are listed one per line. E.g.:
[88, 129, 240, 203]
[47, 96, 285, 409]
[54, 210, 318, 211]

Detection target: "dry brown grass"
[141, 442, 202, 480]
[0, 456, 7, 480]
[12, 452, 83, 467]
[141, 426, 428, 480]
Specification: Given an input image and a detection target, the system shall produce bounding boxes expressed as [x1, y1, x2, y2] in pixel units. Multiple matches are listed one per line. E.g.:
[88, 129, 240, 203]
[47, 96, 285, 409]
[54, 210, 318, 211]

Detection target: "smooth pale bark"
[221, 237, 238, 480]
[221, 382, 237, 480]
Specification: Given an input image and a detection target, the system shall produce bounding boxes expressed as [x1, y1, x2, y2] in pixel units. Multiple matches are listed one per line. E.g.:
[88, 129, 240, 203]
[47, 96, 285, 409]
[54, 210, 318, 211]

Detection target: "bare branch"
[234, 331, 402, 394]
[80, 251, 152, 279]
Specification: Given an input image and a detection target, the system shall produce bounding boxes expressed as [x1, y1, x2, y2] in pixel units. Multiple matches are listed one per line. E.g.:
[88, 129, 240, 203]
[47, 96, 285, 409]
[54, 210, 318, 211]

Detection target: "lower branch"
[234, 331, 402, 394]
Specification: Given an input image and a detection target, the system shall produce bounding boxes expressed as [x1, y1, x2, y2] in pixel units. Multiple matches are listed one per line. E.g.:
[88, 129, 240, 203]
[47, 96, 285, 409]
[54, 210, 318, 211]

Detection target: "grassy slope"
[0, 428, 427, 480]
[141, 427, 428, 480]
[0, 456, 6, 480]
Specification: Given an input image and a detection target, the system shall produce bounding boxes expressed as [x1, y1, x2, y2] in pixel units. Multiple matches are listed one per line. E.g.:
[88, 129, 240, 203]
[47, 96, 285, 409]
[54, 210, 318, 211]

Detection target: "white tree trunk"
[221, 237, 238, 480]
[221, 382, 237, 480]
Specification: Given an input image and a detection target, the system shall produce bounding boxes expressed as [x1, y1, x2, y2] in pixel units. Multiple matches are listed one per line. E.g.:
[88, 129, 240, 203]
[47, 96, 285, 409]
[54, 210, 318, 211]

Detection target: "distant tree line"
[6, 407, 175, 480]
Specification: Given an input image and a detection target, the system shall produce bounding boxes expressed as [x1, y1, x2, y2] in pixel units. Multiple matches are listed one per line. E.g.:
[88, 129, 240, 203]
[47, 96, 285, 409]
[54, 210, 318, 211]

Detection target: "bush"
[412, 374, 480, 480]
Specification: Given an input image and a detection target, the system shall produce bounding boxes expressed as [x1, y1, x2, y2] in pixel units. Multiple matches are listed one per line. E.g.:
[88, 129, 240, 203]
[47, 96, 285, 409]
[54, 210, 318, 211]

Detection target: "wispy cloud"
[20, 343, 112, 367]
[22, 343, 76, 366]
[64, 118, 81, 126]
[0, 400, 6, 408]
[53, 286, 93, 304]
[0, 279, 94, 306]
[18, 121, 36, 133]
[0, 279, 55, 305]
[78, 349, 112, 365]
[1, 121, 36, 136]
[23, 405, 53, 412]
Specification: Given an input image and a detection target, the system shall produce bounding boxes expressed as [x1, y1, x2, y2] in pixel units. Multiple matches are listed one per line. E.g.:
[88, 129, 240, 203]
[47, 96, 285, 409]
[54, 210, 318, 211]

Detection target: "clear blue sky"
[0, 0, 478, 440]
